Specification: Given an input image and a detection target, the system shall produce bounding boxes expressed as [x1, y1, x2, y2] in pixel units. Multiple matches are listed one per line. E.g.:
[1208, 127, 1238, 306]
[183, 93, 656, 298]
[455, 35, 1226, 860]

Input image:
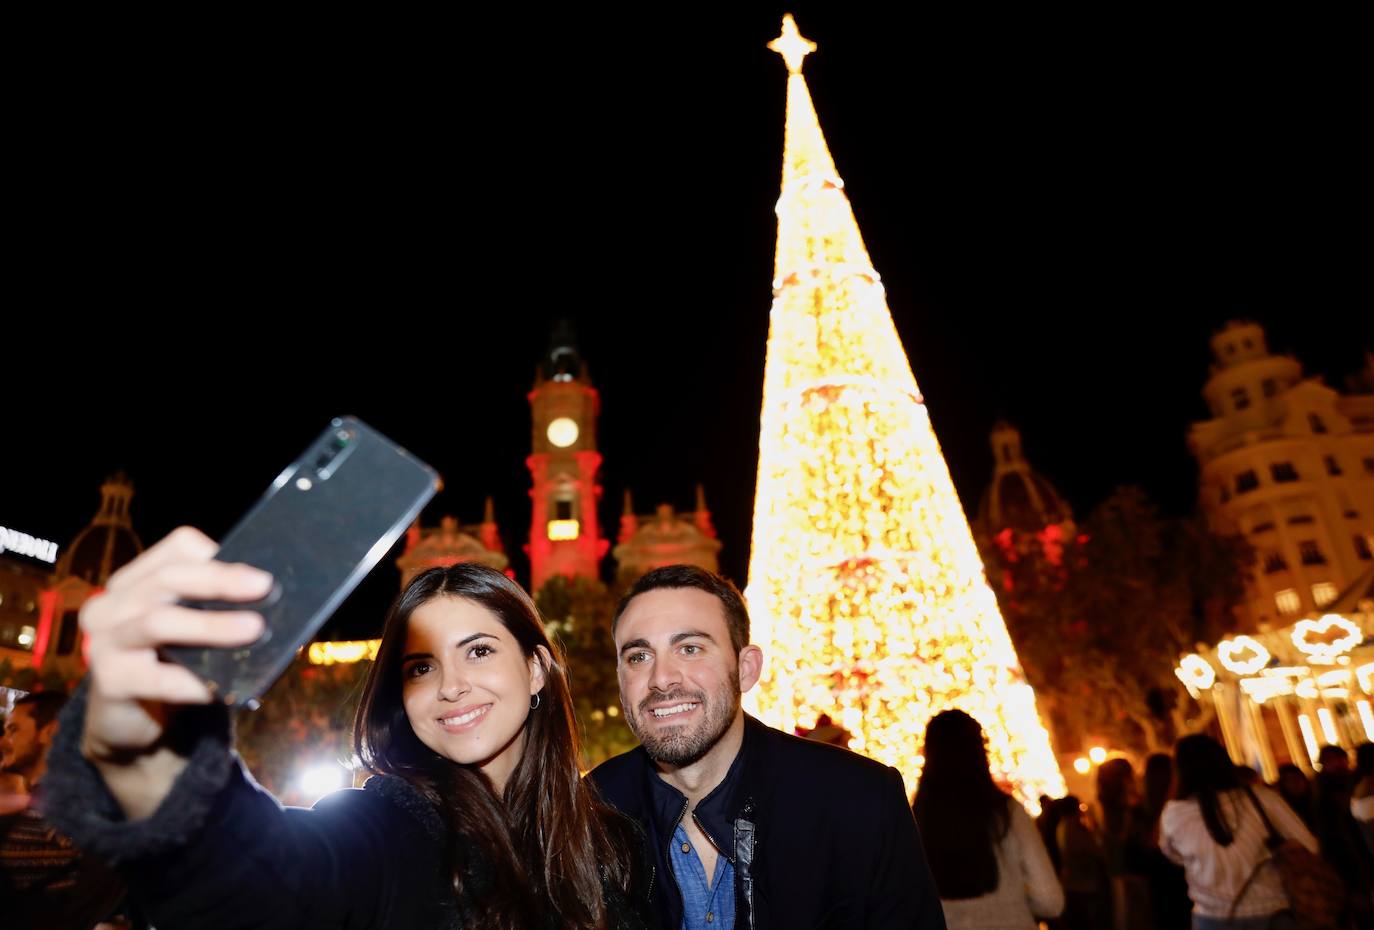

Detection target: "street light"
[296, 761, 350, 804]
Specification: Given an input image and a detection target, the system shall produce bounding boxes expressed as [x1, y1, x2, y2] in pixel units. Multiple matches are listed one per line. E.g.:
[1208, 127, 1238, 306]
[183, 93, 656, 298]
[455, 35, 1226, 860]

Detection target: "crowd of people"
[914, 708, 1374, 930]
[3, 523, 1374, 929]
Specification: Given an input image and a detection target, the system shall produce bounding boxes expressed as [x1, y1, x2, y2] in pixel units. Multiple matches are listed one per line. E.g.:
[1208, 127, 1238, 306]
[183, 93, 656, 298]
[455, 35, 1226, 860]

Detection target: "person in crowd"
[912, 709, 1063, 929]
[1141, 752, 1190, 930]
[1274, 763, 1314, 826]
[1352, 743, 1374, 860]
[1095, 757, 1155, 930]
[1, 691, 133, 929]
[1312, 744, 1374, 926]
[1055, 795, 1111, 930]
[1160, 734, 1318, 930]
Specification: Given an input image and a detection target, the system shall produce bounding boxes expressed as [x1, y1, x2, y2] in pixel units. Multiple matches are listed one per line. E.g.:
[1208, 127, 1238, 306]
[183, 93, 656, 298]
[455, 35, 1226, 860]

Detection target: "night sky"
[5, 7, 1367, 639]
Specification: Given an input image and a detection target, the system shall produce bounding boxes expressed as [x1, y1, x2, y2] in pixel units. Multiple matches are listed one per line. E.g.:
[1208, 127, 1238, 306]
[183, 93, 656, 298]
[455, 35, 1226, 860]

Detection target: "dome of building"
[976, 422, 1072, 535]
[55, 473, 144, 586]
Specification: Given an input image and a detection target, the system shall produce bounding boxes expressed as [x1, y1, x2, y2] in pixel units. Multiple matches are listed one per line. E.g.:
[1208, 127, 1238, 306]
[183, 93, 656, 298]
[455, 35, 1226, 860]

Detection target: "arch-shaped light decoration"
[1176, 654, 1216, 697]
[1292, 614, 1362, 661]
[1217, 635, 1270, 675]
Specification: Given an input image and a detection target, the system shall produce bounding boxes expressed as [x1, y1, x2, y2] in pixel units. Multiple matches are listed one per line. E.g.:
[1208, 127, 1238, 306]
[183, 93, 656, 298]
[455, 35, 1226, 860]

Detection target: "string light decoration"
[307, 639, 381, 665]
[1358, 700, 1374, 741]
[1291, 614, 1362, 661]
[1217, 635, 1270, 675]
[1239, 676, 1292, 703]
[1175, 654, 1216, 697]
[743, 15, 1064, 805]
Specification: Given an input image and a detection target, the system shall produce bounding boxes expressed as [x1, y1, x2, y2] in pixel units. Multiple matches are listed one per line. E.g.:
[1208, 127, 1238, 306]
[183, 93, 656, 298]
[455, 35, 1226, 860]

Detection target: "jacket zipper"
[666, 798, 689, 921]
[737, 799, 757, 930]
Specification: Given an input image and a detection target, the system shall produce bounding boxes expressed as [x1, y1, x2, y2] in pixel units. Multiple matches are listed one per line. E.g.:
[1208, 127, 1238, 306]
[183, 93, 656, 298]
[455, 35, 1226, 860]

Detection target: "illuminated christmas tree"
[744, 15, 1064, 805]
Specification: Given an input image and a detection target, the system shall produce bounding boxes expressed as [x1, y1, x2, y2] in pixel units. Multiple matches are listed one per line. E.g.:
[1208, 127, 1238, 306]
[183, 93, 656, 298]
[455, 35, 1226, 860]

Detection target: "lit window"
[1275, 589, 1301, 615]
[1312, 583, 1338, 608]
[547, 519, 580, 541]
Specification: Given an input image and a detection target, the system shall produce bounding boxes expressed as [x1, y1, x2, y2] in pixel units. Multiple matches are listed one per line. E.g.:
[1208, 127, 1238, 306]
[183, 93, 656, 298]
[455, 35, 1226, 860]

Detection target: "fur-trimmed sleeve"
[40, 680, 235, 864]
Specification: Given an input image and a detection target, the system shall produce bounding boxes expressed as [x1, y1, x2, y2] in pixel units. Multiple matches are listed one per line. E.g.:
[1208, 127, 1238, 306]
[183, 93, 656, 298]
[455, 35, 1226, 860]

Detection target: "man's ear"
[738, 644, 764, 693]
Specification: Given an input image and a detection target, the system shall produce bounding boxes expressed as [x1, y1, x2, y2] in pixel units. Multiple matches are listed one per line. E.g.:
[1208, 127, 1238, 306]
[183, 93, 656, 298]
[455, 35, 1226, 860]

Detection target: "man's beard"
[0, 746, 36, 776]
[626, 669, 740, 767]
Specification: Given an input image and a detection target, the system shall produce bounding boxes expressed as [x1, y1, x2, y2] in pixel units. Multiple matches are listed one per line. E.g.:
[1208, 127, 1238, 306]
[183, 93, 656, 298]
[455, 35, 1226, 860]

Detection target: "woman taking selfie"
[41, 527, 654, 930]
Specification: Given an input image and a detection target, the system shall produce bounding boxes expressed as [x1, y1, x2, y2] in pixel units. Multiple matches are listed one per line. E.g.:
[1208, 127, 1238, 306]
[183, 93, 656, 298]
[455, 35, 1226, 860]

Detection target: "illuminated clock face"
[546, 417, 579, 448]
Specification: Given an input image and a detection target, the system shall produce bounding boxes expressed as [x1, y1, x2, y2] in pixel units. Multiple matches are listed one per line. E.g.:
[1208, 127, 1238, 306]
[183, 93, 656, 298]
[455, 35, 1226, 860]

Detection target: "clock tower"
[526, 322, 609, 591]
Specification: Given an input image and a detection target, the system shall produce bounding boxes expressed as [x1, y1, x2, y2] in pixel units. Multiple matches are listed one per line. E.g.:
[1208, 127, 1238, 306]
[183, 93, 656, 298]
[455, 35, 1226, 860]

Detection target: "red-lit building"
[399, 323, 720, 593]
[974, 421, 1076, 570]
[0, 474, 143, 679]
[524, 323, 611, 591]
[613, 488, 721, 584]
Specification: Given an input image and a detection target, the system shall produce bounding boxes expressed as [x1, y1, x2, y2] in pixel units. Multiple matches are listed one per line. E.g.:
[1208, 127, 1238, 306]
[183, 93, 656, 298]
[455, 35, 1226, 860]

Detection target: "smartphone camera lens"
[315, 428, 355, 474]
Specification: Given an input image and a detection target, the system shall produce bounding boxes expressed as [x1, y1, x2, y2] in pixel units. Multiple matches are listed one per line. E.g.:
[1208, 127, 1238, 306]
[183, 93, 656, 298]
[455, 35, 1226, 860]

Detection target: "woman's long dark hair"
[354, 563, 630, 930]
[912, 709, 1012, 899]
[1174, 734, 1241, 846]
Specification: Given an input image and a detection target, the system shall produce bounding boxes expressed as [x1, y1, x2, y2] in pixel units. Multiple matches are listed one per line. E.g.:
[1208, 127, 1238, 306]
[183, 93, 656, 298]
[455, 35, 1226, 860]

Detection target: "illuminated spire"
[746, 16, 1064, 806]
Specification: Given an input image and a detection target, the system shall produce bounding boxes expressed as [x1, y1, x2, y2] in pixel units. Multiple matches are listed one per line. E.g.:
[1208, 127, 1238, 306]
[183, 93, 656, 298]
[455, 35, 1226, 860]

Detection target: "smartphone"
[163, 416, 440, 707]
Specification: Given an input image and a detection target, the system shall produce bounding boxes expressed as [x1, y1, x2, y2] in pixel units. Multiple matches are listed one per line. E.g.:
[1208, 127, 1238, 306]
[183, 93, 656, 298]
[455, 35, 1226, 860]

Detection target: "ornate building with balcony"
[1190, 322, 1374, 629]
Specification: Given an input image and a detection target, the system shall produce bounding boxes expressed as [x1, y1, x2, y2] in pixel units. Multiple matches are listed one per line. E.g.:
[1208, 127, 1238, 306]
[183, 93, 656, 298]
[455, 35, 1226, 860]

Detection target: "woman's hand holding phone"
[78, 527, 272, 819]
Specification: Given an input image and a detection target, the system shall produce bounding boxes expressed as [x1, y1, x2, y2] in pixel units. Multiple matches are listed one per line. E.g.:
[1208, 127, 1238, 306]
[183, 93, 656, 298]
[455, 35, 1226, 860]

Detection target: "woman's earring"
[530, 692, 541, 710]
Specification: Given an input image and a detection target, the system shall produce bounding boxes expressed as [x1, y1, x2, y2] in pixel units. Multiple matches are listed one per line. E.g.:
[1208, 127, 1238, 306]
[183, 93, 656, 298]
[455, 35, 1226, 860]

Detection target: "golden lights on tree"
[744, 15, 1064, 805]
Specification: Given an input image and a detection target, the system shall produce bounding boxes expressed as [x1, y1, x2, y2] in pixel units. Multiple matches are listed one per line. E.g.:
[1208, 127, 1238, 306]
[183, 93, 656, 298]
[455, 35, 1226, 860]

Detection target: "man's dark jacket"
[591, 714, 947, 929]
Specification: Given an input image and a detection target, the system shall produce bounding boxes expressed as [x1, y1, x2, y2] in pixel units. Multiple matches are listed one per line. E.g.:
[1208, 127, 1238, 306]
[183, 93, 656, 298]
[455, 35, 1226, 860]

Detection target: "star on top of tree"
[768, 14, 816, 75]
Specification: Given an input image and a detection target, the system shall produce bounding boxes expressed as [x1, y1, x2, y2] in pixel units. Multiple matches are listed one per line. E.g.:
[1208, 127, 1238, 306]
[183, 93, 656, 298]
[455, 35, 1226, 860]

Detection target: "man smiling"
[591, 565, 945, 929]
